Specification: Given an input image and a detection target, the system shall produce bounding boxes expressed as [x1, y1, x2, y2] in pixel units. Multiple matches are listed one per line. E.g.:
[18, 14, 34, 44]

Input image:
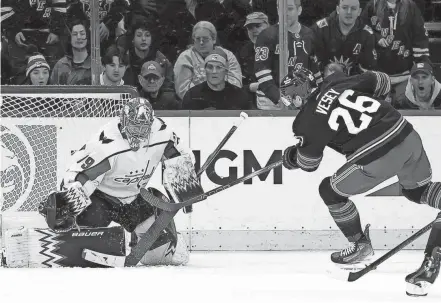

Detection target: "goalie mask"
[280, 67, 317, 108]
[120, 97, 155, 151]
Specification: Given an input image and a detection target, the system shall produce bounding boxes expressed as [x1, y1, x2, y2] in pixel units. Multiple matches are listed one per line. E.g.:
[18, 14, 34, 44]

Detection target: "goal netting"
[1, 85, 139, 214]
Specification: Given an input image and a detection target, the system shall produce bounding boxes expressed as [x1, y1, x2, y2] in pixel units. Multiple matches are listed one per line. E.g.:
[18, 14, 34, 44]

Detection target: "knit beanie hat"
[26, 54, 50, 77]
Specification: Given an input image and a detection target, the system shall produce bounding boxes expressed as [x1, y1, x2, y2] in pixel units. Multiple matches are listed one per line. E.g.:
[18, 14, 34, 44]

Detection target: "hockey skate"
[405, 247, 441, 297]
[331, 224, 374, 270]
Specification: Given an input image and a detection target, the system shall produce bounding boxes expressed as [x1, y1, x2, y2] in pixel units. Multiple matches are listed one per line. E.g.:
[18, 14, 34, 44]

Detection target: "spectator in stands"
[50, 20, 92, 85]
[360, 0, 430, 104]
[236, 12, 270, 106]
[23, 48, 50, 86]
[254, 0, 321, 110]
[118, 17, 175, 93]
[127, 0, 196, 63]
[194, 0, 252, 52]
[311, 0, 377, 75]
[393, 62, 441, 109]
[100, 45, 128, 86]
[67, 0, 129, 55]
[182, 48, 251, 109]
[139, 61, 181, 110]
[174, 20, 243, 100]
[3, 0, 66, 84]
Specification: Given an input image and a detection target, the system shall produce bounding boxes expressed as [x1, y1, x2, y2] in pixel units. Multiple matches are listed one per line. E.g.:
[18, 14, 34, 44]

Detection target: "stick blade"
[326, 263, 371, 282]
[82, 249, 125, 268]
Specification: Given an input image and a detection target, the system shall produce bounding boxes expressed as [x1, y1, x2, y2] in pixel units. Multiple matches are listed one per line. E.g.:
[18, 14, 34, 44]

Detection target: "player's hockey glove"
[38, 182, 92, 233]
[282, 145, 299, 170]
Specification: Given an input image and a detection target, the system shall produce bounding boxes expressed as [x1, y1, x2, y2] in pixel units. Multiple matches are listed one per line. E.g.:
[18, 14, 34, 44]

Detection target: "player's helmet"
[120, 97, 154, 151]
[280, 66, 317, 108]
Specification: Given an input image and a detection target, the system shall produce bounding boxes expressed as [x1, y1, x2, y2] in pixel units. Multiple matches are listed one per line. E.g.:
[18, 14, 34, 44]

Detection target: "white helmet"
[120, 97, 154, 151]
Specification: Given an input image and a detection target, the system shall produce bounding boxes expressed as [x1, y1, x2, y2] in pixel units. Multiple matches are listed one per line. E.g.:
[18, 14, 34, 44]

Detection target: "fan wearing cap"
[139, 60, 180, 110]
[236, 12, 270, 106]
[182, 49, 251, 110]
[25, 53, 50, 86]
[118, 17, 175, 93]
[173, 21, 243, 101]
[393, 62, 441, 110]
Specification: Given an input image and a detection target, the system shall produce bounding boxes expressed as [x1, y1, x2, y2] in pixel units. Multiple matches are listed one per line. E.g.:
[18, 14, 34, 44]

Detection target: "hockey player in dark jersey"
[282, 63, 441, 296]
[311, 0, 377, 76]
[254, 0, 321, 110]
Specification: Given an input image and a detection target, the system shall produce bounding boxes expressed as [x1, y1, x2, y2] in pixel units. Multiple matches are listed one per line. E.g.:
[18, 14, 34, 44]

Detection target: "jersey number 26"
[328, 90, 381, 135]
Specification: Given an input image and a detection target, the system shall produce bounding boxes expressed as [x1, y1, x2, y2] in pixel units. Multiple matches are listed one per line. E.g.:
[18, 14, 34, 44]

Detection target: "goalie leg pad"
[134, 212, 188, 266]
[4, 226, 125, 268]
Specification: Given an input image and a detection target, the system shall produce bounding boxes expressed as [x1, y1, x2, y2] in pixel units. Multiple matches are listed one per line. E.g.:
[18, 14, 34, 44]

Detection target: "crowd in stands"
[1, 0, 440, 110]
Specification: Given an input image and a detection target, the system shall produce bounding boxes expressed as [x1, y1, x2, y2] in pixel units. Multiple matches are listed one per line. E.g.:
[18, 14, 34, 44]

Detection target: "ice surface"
[1, 251, 440, 303]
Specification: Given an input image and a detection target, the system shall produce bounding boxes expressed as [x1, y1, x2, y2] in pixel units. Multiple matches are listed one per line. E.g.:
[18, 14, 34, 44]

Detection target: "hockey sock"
[424, 212, 441, 256]
[421, 182, 441, 210]
[328, 200, 363, 242]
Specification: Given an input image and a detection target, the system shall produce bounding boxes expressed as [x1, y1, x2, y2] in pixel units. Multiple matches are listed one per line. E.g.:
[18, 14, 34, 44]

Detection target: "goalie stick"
[140, 160, 283, 212]
[82, 112, 249, 267]
[331, 219, 435, 282]
[184, 111, 248, 213]
[198, 112, 248, 178]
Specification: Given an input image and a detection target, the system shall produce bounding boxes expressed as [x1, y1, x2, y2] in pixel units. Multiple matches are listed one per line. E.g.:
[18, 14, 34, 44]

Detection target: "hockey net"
[1, 85, 138, 217]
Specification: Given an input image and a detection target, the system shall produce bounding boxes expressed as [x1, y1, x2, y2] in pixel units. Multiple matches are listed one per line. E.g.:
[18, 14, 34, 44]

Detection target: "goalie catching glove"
[280, 67, 317, 108]
[38, 182, 92, 233]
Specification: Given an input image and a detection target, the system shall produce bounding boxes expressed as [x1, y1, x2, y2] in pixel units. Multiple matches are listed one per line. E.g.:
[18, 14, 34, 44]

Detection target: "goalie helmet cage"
[0, 84, 139, 219]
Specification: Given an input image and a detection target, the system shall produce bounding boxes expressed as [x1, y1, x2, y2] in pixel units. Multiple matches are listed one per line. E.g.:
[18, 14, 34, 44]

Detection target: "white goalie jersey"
[62, 117, 193, 204]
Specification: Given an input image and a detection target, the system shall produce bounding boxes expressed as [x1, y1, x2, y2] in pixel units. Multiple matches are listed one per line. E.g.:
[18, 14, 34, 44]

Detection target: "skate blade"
[325, 258, 372, 282]
[334, 255, 374, 271]
[406, 281, 431, 297]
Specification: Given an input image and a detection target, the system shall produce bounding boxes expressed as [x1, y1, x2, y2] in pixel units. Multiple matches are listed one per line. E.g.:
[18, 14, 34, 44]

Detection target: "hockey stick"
[140, 160, 283, 212]
[82, 112, 249, 267]
[333, 220, 435, 282]
[184, 111, 248, 213]
[197, 112, 248, 178]
[128, 159, 283, 267]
